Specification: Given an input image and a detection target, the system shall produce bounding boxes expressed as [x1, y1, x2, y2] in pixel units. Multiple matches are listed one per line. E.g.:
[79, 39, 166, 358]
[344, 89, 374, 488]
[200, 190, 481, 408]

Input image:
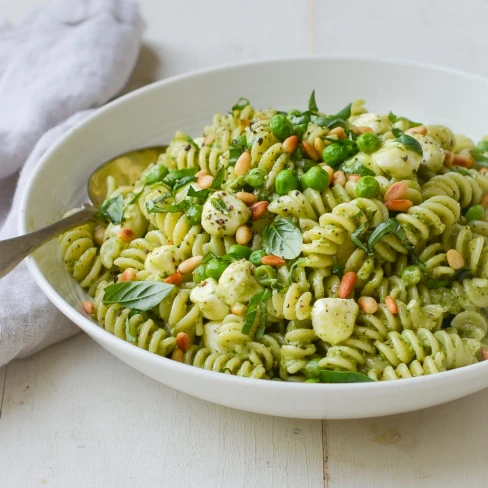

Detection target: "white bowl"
[20, 58, 488, 419]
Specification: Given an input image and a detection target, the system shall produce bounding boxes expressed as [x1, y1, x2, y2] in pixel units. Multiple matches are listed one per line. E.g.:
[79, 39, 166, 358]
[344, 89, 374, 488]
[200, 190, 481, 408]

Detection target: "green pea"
[193, 264, 208, 284]
[322, 143, 349, 167]
[305, 358, 322, 379]
[228, 245, 251, 259]
[275, 169, 300, 195]
[206, 258, 229, 280]
[355, 176, 380, 198]
[465, 205, 484, 222]
[249, 250, 266, 266]
[254, 265, 277, 286]
[270, 114, 294, 141]
[185, 204, 203, 225]
[143, 164, 168, 184]
[300, 166, 329, 191]
[356, 132, 381, 154]
[245, 168, 267, 188]
[401, 265, 422, 287]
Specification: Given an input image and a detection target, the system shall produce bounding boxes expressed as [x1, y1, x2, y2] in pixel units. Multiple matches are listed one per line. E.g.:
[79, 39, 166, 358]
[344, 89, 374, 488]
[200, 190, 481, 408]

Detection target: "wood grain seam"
[322, 420, 328, 487]
[0, 364, 8, 419]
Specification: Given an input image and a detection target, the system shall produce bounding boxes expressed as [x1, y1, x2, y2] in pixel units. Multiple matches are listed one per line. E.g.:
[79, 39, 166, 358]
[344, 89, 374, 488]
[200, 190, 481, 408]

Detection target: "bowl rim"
[19, 55, 488, 392]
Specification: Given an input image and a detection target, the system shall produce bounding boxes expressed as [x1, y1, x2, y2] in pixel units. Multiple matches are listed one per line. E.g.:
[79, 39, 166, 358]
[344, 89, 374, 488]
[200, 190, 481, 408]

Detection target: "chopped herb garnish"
[395, 134, 423, 155]
[210, 197, 229, 214]
[229, 139, 246, 166]
[388, 111, 422, 128]
[351, 221, 371, 255]
[185, 136, 199, 150]
[102, 281, 174, 311]
[308, 89, 319, 113]
[242, 288, 272, 335]
[187, 186, 211, 199]
[146, 198, 190, 214]
[211, 166, 226, 190]
[231, 97, 250, 111]
[96, 194, 124, 224]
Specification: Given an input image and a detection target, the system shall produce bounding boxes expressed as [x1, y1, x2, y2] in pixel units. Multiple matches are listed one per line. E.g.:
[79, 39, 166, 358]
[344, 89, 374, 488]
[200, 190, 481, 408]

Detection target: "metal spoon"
[0, 146, 167, 279]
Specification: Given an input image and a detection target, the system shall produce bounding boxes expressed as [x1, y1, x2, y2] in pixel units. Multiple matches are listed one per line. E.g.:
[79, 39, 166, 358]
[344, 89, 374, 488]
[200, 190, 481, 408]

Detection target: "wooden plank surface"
[0, 334, 323, 488]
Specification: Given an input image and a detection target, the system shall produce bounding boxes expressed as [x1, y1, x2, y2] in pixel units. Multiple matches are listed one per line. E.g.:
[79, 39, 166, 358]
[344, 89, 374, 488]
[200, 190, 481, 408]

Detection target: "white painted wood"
[326, 389, 488, 487]
[0, 334, 323, 488]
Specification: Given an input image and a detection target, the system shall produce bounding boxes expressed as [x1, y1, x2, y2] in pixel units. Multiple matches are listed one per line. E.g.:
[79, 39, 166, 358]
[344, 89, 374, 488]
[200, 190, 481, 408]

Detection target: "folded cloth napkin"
[0, 0, 143, 366]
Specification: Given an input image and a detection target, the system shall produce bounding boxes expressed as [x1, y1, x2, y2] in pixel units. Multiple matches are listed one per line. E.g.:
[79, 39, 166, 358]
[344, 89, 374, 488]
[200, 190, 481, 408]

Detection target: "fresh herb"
[340, 158, 375, 177]
[469, 148, 488, 163]
[128, 185, 147, 205]
[187, 186, 211, 199]
[392, 128, 404, 138]
[388, 111, 422, 128]
[351, 221, 371, 255]
[231, 97, 250, 111]
[334, 103, 352, 121]
[451, 167, 472, 177]
[173, 175, 198, 192]
[146, 198, 190, 214]
[163, 168, 198, 190]
[229, 138, 246, 166]
[242, 288, 272, 335]
[331, 263, 345, 277]
[210, 197, 229, 214]
[263, 218, 303, 260]
[102, 281, 174, 311]
[318, 370, 374, 383]
[125, 314, 138, 343]
[427, 278, 451, 290]
[211, 166, 226, 190]
[288, 257, 307, 282]
[308, 89, 319, 112]
[395, 134, 423, 155]
[96, 195, 124, 224]
[185, 136, 199, 150]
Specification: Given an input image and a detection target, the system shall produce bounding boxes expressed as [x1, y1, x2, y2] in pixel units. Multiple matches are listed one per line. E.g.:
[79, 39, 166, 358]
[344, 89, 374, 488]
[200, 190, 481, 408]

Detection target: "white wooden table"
[2, 1, 488, 486]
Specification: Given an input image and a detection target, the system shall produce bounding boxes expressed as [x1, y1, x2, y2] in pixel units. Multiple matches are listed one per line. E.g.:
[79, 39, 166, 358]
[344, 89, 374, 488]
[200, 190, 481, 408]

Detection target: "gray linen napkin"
[0, 0, 143, 366]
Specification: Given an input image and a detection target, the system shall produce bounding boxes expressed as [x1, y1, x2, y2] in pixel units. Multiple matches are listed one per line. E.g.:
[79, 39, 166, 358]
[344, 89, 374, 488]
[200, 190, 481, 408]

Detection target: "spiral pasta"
[60, 95, 488, 383]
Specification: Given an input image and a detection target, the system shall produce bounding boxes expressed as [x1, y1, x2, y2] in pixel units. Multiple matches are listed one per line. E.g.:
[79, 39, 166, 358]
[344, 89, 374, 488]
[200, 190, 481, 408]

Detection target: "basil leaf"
[368, 218, 408, 250]
[229, 139, 246, 166]
[211, 166, 226, 190]
[308, 89, 318, 112]
[187, 186, 211, 199]
[146, 199, 190, 214]
[232, 97, 250, 111]
[242, 288, 272, 335]
[334, 102, 352, 121]
[340, 158, 375, 177]
[391, 128, 404, 138]
[96, 195, 124, 224]
[289, 111, 311, 126]
[125, 316, 138, 343]
[129, 185, 147, 205]
[451, 167, 472, 177]
[263, 218, 303, 260]
[310, 114, 346, 129]
[210, 197, 229, 214]
[255, 299, 269, 339]
[469, 148, 488, 162]
[395, 134, 423, 155]
[163, 168, 197, 188]
[388, 111, 422, 128]
[318, 370, 374, 383]
[173, 175, 198, 192]
[103, 281, 174, 311]
[185, 136, 199, 150]
[351, 221, 371, 255]
[427, 278, 451, 290]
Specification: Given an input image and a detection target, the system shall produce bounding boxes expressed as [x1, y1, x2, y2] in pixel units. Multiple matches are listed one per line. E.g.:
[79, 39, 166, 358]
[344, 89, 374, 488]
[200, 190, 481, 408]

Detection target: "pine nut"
[93, 226, 106, 246]
[385, 296, 398, 314]
[358, 296, 378, 314]
[236, 225, 253, 245]
[195, 169, 208, 177]
[329, 127, 347, 139]
[385, 199, 413, 212]
[446, 249, 464, 270]
[118, 228, 136, 243]
[348, 174, 361, 182]
[482, 194, 488, 209]
[82, 300, 94, 314]
[321, 165, 335, 182]
[235, 151, 252, 175]
[235, 192, 257, 206]
[282, 135, 298, 153]
[261, 255, 286, 266]
[481, 348, 488, 361]
[302, 141, 320, 161]
[176, 332, 190, 353]
[178, 255, 203, 274]
[120, 268, 137, 282]
[171, 349, 185, 363]
[405, 125, 427, 136]
[443, 150, 454, 168]
[338, 272, 357, 299]
[251, 201, 268, 221]
[355, 126, 373, 134]
[480, 168, 488, 175]
[198, 174, 214, 189]
[203, 134, 214, 146]
[452, 153, 474, 169]
[332, 170, 346, 186]
[231, 304, 247, 316]
[164, 272, 184, 286]
[384, 182, 409, 202]
[314, 137, 325, 155]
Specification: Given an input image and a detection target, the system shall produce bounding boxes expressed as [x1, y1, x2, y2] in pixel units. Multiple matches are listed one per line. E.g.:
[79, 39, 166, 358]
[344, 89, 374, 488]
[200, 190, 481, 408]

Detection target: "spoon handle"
[0, 204, 98, 279]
